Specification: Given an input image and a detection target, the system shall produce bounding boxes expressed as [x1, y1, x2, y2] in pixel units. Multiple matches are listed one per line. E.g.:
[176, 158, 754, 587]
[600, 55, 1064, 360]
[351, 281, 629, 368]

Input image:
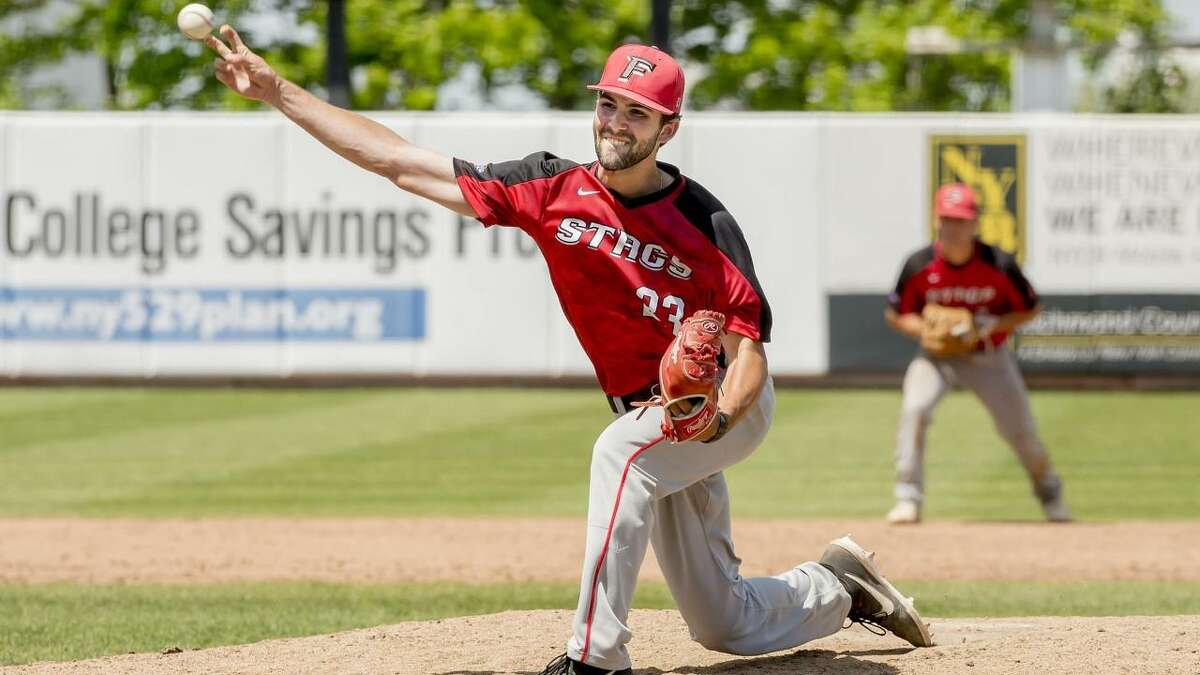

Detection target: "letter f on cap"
[619, 56, 655, 81]
[588, 44, 685, 115]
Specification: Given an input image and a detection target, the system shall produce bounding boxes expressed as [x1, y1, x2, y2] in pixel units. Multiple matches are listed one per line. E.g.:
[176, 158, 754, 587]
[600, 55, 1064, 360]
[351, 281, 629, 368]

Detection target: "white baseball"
[177, 3, 214, 40]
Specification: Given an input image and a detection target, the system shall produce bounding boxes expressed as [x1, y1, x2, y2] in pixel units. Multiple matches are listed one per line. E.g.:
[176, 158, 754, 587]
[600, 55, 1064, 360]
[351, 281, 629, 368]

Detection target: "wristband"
[702, 411, 731, 444]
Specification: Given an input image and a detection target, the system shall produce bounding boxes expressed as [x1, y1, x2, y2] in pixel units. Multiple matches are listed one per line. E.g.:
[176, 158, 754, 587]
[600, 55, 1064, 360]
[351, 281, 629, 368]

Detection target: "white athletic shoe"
[819, 535, 935, 647]
[1041, 495, 1072, 523]
[1036, 473, 1072, 523]
[886, 499, 921, 525]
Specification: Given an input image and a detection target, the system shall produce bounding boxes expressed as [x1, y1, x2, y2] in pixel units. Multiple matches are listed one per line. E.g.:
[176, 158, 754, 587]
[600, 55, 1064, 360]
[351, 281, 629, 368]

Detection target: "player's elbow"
[385, 149, 423, 188]
[364, 135, 423, 186]
[884, 309, 903, 332]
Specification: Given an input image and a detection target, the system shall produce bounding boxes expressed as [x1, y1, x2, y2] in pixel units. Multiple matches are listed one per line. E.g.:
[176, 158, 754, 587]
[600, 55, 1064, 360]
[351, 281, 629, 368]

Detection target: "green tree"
[0, 0, 72, 108]
[1, 0, 259, 110]
[1, 0, 646, 111]
[676, 0, 1174, 111]
[266, 0, 647, 110]
[0, 0, 1183, 112]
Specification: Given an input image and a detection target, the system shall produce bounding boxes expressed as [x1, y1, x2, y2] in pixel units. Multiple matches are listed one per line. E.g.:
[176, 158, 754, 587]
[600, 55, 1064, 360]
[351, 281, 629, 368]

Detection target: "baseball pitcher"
[205, 29, 932, 675]
[884, 182, 1070, 525]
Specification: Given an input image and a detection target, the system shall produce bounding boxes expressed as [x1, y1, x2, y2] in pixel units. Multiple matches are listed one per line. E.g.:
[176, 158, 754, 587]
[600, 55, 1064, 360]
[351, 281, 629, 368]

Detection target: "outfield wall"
[1, 112, 1198, 380]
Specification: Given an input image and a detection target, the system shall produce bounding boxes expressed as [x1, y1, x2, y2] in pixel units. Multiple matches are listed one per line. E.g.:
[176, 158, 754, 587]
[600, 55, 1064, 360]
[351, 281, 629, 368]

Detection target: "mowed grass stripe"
[733, 390, 1200, 520]
[0, 389, 600, 515]
[0, 388, 1197, 519]
[0, 389, 347, 454]
[3, 580, 1199, 666]
[82, 394, 602, 516]
[0, 390, 388, 513]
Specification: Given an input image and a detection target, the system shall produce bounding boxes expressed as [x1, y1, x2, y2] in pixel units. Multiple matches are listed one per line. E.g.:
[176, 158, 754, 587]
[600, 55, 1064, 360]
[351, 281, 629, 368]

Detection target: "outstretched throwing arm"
[204, 25, 474, 217]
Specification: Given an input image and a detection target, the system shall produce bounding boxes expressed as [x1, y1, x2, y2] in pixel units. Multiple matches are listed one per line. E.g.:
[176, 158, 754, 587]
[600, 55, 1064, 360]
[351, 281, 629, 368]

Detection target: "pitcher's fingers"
[233, 68, 251, 92]
[220, 24, 247, 51]
[204, 34, 232, 58]
[214, 68, 235, 89]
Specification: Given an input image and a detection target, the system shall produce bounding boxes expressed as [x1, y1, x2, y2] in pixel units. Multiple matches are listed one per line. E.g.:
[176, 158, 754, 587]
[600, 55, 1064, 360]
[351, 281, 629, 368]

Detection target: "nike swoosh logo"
[845, 572, 895, 615]
[577, 187, 602, 196]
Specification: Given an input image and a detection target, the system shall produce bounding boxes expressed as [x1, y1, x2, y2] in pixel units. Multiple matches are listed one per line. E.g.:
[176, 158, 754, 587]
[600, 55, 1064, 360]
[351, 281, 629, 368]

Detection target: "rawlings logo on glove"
[636, 310, 725, 443]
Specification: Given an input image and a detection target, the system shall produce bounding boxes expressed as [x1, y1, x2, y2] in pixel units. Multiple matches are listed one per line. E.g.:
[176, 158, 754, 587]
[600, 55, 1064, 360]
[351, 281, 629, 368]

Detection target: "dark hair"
[596, 91, 681, 123]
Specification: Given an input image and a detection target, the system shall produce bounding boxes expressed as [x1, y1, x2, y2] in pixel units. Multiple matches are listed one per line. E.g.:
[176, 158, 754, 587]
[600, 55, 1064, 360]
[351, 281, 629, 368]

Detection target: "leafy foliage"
[677, 0, 1175, 111]
[1, 0, 260, 109]
[277, 0, 646, 110]
[0, 0, 1185, 111]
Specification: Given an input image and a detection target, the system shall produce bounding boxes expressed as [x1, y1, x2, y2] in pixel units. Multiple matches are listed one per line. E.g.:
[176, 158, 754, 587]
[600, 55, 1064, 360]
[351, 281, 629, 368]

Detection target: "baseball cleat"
[537, 653, 631, 675]
[1041, 495, 1072, 522]
[1035, 473, 1071, 523]
[886, 499, 921, 525]
[820, 535, 935, 648]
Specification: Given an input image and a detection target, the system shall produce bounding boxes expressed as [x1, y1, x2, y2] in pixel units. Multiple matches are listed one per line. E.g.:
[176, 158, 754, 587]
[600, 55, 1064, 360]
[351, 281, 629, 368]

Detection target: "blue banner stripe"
[0, 287, 425, 342]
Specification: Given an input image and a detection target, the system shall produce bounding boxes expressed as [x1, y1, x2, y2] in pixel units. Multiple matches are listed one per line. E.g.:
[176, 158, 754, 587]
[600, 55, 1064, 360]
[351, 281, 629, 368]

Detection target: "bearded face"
[592, 93, 671, 171]
[593, 125, 659, 171]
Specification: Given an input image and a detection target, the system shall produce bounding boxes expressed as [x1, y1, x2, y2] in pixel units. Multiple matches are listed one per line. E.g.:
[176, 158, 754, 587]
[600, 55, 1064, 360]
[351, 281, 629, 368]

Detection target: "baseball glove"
[920, 304, 979, 358]
[636, 310, 725, 443]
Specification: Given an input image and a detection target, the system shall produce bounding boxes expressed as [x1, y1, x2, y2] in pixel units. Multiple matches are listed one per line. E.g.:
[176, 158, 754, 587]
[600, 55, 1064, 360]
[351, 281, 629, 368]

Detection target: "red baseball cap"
[934, 183, 979, 220]
[588, 44, 685, 115]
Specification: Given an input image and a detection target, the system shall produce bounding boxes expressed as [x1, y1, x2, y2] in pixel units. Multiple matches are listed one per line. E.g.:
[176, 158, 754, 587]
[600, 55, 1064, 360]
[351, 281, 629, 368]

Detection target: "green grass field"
[2, 387, 1198, 520]
[2, 387, 1198, 665]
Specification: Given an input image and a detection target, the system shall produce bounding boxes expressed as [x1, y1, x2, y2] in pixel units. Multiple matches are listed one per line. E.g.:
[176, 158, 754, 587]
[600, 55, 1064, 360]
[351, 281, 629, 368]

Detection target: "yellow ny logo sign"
[929, 135, 1026, 263]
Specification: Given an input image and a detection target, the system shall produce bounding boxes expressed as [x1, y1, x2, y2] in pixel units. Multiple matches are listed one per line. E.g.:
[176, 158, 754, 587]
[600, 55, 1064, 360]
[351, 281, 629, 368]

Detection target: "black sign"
[930, 134, 1026, 263]
[828, 293, 1200, 373]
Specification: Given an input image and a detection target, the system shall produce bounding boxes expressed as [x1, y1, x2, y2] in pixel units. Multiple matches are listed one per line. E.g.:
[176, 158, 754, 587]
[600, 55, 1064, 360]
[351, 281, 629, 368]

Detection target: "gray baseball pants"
[566, 377, 851, 671]
[894, 348, 1059, 504]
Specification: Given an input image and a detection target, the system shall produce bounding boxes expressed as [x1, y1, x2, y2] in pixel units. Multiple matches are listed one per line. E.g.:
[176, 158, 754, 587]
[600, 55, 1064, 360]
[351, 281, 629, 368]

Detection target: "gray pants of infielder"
[566, 377, 851, 671]
[894, 348, 1059, 504]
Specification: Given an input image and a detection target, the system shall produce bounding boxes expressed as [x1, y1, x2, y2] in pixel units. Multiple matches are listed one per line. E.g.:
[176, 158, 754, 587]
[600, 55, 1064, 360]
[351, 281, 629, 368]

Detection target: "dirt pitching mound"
[3, 518, 1197, 584]
[3, 610, 1198, 675]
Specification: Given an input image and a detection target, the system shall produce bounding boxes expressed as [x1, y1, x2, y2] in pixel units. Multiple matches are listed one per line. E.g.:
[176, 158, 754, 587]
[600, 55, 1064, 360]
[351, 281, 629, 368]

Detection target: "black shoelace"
[844, 615, 889, 637]
[538, 652, 571, 675]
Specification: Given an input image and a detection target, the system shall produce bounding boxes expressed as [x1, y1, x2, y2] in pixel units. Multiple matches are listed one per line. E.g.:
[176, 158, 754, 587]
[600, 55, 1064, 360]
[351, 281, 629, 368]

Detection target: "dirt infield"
[3, 517, 1199, 674]
[3, 611, 1198, 675]
[1, 517, 1197, 584]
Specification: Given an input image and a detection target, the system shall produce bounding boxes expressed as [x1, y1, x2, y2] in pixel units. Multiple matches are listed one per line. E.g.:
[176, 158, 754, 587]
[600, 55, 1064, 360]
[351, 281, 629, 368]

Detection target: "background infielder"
[884, 183, 1071, 525]
[205, 28, 932, 674]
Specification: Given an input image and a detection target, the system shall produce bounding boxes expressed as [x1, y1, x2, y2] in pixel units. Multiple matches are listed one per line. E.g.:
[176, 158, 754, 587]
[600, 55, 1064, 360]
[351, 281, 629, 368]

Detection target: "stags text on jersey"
[925, 285, 997, 306]
[554, 217, 693, 280]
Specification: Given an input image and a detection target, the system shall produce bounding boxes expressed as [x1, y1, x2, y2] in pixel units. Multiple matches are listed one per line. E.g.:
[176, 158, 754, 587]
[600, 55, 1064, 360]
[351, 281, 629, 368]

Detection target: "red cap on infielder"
[934, 183, 979, 220]
[588, 44, 685, 115]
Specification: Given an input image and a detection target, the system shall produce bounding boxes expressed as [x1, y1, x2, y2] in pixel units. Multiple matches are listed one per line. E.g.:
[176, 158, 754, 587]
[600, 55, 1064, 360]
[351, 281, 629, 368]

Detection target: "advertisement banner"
[828, 293, 1200, 373]
[1030, 125, 1200, 292]
[3, 113, 1198, 379]
[0, 287, 425, 342]
[929, 134, 1026, 262]
[1018, 295, 1200, 372]
[0, 113, 826, 378]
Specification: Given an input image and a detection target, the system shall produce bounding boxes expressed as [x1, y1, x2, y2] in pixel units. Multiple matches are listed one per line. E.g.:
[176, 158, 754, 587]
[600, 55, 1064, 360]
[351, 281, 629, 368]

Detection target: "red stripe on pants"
[579, 434, 666, 664]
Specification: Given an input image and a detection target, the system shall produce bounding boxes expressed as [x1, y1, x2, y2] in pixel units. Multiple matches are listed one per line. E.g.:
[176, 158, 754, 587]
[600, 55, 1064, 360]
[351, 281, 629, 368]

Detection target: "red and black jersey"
[454, 151, 771, 398]
[888, 241, 1039, 349]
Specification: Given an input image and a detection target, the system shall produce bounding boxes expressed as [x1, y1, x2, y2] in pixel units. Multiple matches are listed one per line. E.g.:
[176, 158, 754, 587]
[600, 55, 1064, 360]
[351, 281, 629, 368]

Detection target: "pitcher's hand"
[205, 25, 280, 105]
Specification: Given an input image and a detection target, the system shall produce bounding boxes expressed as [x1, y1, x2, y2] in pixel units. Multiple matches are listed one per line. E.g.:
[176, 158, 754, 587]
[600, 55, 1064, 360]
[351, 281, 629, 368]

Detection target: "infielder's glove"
[636, 310, 725, 443]
[920, 304, 979, 358]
